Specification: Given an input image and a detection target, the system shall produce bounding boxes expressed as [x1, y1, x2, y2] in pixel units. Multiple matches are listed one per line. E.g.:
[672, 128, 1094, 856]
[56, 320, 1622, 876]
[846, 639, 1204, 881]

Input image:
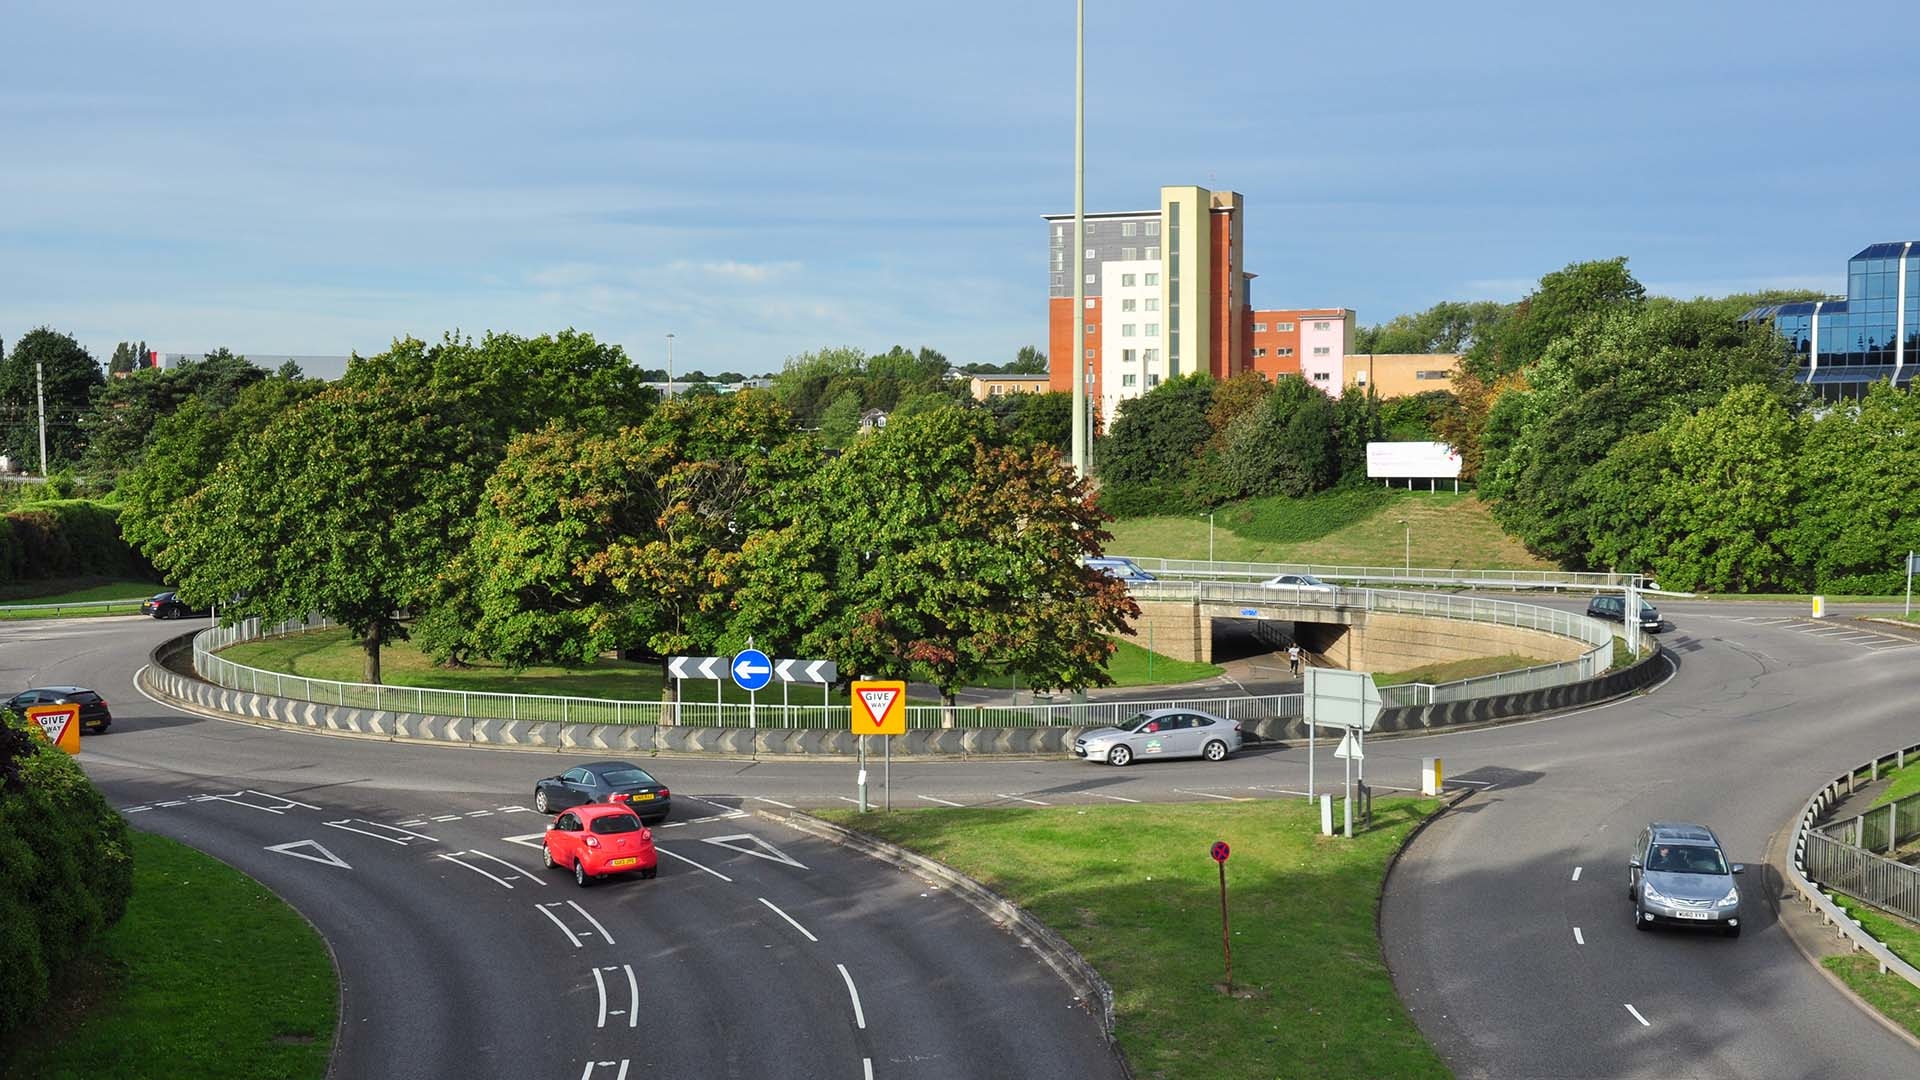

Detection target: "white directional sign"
[667, 655, 727, 680]
[266, 839, 352, 869]
[731, 649, 773, 691]
[773, 658, 838, 684]
[1304, 668, 1384, 732]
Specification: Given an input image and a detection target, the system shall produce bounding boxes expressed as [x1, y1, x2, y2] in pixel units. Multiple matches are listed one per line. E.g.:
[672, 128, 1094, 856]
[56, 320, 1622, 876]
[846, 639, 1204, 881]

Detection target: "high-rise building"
[1046, 185, 1251, 420]
[1744, 241, 1919, 401]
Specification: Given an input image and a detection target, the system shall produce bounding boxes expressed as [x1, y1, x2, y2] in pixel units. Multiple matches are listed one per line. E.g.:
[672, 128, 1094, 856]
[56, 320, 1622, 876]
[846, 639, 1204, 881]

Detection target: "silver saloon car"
[1629, 821, 1745, 937]
[1072, 708, 1243, 766]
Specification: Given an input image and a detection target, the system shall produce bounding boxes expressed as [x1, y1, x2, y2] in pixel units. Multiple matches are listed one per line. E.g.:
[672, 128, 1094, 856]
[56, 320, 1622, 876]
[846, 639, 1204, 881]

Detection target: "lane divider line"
[1625, 1003, 1650, 1027]
[1171, 789, 1247, 802]
[1573, 927, 1584, 945]
[537, 903, 582, 948]
[750, 797, 798, 809]
[657, 846, 733, 883]
[568, 900, 614, 945]
[1572, 866, 1582, 882]
[837, 963, 867, 1029]
[1090, 793, 1142, 803]
[995, 793, 1052, 805]
[917, 795, 966, 807]
[759, 897, 819, 942]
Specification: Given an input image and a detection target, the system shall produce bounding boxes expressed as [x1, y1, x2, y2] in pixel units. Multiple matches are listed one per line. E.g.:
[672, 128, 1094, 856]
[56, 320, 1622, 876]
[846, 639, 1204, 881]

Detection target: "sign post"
[1907, 551, 1917, 617]
[731, 648, 773, 728]
[1211, 841, 1233, 994]
[850, 681, 906, 811]
[1305, 669, 1382, 838]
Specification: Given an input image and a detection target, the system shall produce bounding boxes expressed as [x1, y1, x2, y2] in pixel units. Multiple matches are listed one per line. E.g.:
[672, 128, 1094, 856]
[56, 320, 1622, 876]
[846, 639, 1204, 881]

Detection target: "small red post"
[1211, 840, 1232, 994]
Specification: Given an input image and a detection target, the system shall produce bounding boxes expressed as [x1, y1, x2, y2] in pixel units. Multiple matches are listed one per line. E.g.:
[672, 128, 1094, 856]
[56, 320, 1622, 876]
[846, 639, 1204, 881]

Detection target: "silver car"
[1259, 572, 1336, 594]
[1072, 708, 1243, 766]
[1628, 821, 1745, 937]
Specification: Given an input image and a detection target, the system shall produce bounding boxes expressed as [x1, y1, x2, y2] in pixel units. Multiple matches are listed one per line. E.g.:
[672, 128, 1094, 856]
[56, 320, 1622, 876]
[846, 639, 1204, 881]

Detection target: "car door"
[1184, 714, 1224, 756]
[1158, 714, 1197, 757]
[1629, 826, 1650, 895]
[551, 812, 582, 861]
[561, 768, 596, 808]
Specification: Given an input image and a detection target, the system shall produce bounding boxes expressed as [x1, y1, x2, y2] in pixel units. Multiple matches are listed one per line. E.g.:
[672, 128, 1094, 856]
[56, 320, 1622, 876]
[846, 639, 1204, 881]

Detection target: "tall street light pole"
[665, 332, 675, 397]
[1069, 0, 1088, 479]
[1399, 518, 1410, 573]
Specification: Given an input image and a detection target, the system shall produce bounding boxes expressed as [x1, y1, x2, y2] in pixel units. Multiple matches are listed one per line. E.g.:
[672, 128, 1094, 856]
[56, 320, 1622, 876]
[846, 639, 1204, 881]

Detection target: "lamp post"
[665, 332, 675, 397]
[1068, 0, 1088, 480]
[1208, 510, 1216, 568]
[1398, 518, 1410, 573]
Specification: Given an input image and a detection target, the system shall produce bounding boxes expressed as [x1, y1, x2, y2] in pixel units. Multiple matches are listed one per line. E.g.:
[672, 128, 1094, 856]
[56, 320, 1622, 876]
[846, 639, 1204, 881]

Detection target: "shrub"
[0, 713, 134, 1043]
[1097, 479, 1194, 519]
[0, 500, 150, 584]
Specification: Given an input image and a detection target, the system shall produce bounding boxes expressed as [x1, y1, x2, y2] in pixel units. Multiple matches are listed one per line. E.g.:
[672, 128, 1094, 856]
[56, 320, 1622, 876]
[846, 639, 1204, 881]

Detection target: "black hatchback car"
[6, 687, 112, 733]
[142, 591, 209, 619]
[533, 761, 672, 824]
[1587, 594, 1662, 631]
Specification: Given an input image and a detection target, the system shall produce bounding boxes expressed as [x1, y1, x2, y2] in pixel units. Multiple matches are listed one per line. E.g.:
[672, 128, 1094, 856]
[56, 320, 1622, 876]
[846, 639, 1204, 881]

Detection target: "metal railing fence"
[1788, 742, 1920, 986]
[1117, 556, 1640, 591]
[1819, 788, 1920, 856]
[1802, 832, 1920, 924]
[0, 597, 153, 617]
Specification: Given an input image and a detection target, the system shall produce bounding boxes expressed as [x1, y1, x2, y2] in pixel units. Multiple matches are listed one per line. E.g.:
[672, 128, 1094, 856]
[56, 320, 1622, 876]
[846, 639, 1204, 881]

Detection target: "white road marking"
[1173, 789, 1247, 802]
[657, 846, 733, 883]
[122, 806, 152, 813]
[1572, 866, 1582, 882]
[863, 1059, 873, 1080]
[578, 1062, 629, 1080]
[592, 966, 608, 1028]
[620, 964, 638, 1028]
[437, 853, 516, 889]
[193, 790, 320, 814]
[569, 900, 614, 945]
[1367, 784, 1422, 793]
[537, 903, 583, 948]
[496, 805, 535, 813]
[464, 848, 543, 884]
[157, 800, 186, 807]
[838, 963, 867, 1029]
[396, 819, 428, 827]
[750, 797, 798, 809]
[1573, 927, 1585, 945]
[759, 897, 819, 942]
[431, 814, 463, 822]
[917, 794, 966, 807]
[323, 819, 438, 845]
[265, 840, 352, 869]
[1625, 1003, 1650, 1027]
[1448, 779, 1495, 787]
[465, 809, 493, 817]
[501, 832, 546, 850]
[996, 793, 1052, 805]
[703, 834, 808, 869]
[1089, 793, 1142, 803]
[589, 964, 637, 1029]
[834, 796, 862, 805]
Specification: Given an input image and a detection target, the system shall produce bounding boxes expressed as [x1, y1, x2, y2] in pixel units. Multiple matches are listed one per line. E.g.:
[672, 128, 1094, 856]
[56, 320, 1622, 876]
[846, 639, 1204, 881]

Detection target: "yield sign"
[265, 840, 353, 870]
[1332, 730, 1363, 761]
[850, 680, 906, 735]
[26, 704, 80, 755]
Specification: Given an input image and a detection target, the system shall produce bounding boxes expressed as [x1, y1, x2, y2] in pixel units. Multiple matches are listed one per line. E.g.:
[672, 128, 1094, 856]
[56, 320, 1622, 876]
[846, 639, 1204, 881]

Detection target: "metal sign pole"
[1907, 551, 1914, 617]
[884, 736, 891, 811]
[1343, 735, 1354, 839]
[1307, 720, 1315, 801]
[858, 736, 869, 813]
[1218, 858, 1233, 993]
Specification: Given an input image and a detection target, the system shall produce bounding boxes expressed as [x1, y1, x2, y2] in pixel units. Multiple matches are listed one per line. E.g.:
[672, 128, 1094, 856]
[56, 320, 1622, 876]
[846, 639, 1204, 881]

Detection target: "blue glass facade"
[1745, 241, 1920, 401]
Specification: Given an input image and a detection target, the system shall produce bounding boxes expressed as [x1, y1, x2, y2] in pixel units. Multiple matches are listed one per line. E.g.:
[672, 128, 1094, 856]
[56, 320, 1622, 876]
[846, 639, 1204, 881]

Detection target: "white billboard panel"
[1366, 441, 1461, 479]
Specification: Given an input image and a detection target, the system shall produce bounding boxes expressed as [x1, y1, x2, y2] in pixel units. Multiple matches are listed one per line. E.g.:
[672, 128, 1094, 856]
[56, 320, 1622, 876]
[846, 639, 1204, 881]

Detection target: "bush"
[0, 713, 134, 1043]
[1815, 571, 1902, 597]
[0, 500, 150, 584]
[1098, 479, 1194, 519]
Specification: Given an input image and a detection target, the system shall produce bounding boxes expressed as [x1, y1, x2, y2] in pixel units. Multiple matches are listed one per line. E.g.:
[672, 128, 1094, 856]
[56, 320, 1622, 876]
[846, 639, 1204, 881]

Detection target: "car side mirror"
[1628, 858, 1642, 870]
[1731, 864, 1745, 875]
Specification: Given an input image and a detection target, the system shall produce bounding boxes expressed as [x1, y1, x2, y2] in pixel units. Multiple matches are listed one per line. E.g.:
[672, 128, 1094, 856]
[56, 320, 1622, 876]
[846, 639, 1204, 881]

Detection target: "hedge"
[0, 500, 152, 584]
[0, 714, 134, 1044]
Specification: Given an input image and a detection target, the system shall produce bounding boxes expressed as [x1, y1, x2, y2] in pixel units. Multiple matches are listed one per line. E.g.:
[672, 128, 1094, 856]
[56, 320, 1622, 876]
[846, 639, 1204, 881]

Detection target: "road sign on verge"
[1333, 730, 1362, 760]
[26, 704, 80, 755]
[667, 655, 726, 680]
[1304, 667, 1383, 732]
[850, 680, 906, 735]
[773, 658, 838, 684]
[1211, 840, 1231, 863]
[731, 649, 773, 692]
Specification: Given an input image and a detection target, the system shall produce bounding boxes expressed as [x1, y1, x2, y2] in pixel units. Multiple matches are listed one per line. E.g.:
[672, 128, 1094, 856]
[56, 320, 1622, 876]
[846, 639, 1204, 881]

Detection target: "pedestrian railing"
[191, 584, 1614, 729]
[0, 597, 152, 617]
[1789, 742, 1920, 988]
[1117, 556, 1640, 592]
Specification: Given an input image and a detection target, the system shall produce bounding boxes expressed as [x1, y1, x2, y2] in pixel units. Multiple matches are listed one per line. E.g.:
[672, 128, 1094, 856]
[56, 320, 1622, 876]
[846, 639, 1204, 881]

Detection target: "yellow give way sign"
[850, 680, 906, 735]
[27, 704, 81, 755]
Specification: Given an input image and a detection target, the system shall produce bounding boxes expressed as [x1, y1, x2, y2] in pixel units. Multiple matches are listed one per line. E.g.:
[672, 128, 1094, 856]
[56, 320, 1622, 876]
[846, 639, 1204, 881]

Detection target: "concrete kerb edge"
[753, 807, 1133, 1079]
[1375, 787, 1474, 1001]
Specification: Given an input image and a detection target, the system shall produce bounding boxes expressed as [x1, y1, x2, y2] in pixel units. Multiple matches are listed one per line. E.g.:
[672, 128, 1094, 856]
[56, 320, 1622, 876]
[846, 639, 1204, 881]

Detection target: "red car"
[544, 804, 658, 886]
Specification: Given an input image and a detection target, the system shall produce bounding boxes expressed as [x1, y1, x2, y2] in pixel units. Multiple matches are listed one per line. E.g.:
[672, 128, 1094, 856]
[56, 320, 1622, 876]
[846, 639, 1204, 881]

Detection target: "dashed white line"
[122, 805, 152, 813]
[1173, 789, 1248, 802]
[1571, 866, 1582, 882]
[436, 853, 517, 889]
[463, 848, 543, 885]
[995, 793, 1052, 806]
[1573, 927, 1585, 945]
[568, 900, 614, 945]
[1089, 793, 1142, 803]
[466, 809, 494, 817]
[1624, 1003, 1650, 1027]
[396, 819, 428, 826]
[863, 1059, 873, 1080]
[917, 794, 966, 807]
[834, 796, 862, 806]
[657, 847, 733, 883]
[837, 963, 867, 1029]
[431, 814, 462, 822]
[497, 805, 535, 814]
[750, 797, 798, 810]
[537, 903, 583, 948]
[759, 897, 819, 942]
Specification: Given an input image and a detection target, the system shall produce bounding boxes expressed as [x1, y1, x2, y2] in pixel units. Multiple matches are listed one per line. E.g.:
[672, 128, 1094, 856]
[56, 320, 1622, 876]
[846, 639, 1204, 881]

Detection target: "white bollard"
[1422, 757, 1444, 796]
[1320, 794, 1334, 836]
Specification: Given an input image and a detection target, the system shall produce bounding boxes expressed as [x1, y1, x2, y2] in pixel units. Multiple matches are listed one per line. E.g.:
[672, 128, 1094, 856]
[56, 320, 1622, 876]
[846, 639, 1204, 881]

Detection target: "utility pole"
[665, 332, 675, 398]
[35, 359, 47, 477]
[1069, 0, 1088, 479]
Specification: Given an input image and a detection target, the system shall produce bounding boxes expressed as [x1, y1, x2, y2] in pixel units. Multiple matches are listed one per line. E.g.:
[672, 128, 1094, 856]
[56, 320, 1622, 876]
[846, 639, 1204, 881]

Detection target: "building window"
[1313, 346, 1330, 356]
[1145, 246, 1159, 259]
[1416, 370, 1450, 380]
[1086, 222, 1096, 235]
[1054, 224, 1064, 237]
[1085, 348, 1095, 359]
[1085, 273, 1095, 284]
[1144, 273, 1159, 286]
[1277, 347, 1294, 357]
[1121, 247, 1136, 260]
[1145, 298, 1159, 312]
[1122, 221, 1138, 237]
[1051, 274, 1064, 287]
[991, 385, 1004, 395]
[1121, 273, 1136, 287]
[1355, 372, 1367, 385]
[1254, 322, 1267, 332]
[1312, 372, 1329, 382]
[1121, 299, 1136, 312]
[1253, 347, 1266, 357]
[1121, 324, 1136, 337]
[1085, 298, 1096, 309]
[1145, 323, 1159, 336]
[1143, 348, 1159, 365]
[1313, 321, 1330, 330]
[1147, 374, 1161, 387]
[1122, 373, 1137, 387]
[1086, 324, 1096, 336]
[1085, 248, 1096, 260]
[1275, 321, 1293, 332]
[1145, 221, 1160, 236]
[1122, 349, 1136, 363]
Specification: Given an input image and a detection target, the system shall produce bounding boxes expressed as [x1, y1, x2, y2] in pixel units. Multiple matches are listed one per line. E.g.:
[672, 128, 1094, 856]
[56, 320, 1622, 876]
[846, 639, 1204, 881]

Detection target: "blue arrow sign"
[731, 648, 773, 692]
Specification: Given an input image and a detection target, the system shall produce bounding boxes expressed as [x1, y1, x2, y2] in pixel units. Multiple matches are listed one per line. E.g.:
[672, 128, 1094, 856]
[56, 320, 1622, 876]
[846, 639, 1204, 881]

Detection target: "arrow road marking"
[701, 833, 808, 869]
[265, 840, 352, 869]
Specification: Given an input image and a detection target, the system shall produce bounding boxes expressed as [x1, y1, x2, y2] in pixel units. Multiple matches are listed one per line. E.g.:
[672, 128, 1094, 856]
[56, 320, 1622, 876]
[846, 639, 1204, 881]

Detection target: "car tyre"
[1203, 739, 1229, 762]
[640, 868, 657, 880]
[1723, 924, 1741, 938]
[542, 843, 555, 869]
[1633, 906, 1650, 931]
[535, 788, 551, 814]
[1108, 744, 1133, 767]
[574, 860, 590, 888]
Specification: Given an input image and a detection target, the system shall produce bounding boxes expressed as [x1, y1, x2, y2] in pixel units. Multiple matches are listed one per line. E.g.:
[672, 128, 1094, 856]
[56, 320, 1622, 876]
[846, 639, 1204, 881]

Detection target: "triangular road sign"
[265, 839, 353, 869]
[857, 688, 898, 724]
[850, 679, 906, 734]
[701, 834, 808, 870]
[1332, 730, 1362, 760]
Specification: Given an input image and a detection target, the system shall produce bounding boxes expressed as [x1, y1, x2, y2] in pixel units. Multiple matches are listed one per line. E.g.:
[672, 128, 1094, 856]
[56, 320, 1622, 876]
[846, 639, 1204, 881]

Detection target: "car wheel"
[1202, 739, 1229, 762]
[535, 788, 551, 814]
[640, 868, 657, 880]
[1633, 906, 1650, 931]
[574, 860, 590, 887]
[1723, 924, 1741, 938]
[542, 843, 555, 869]
[1108, 744, 1133, 767]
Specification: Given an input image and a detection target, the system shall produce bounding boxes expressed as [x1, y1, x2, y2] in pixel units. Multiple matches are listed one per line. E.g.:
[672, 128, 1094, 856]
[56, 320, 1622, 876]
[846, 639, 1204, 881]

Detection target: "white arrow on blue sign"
[731, 648, 774, 692]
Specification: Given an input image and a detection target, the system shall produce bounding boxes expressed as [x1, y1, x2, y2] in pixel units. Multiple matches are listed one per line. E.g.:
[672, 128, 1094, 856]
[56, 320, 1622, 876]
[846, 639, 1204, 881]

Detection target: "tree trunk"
[363, 627, 382, 685]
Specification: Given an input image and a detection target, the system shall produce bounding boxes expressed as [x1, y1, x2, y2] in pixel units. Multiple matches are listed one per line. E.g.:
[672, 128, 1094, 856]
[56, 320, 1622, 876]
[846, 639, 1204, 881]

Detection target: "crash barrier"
[1789, 743, 1920, 988]
[1118, 555, 1639, 591]
[189, 586, 1620, 731]
[0, 598, 151, 617]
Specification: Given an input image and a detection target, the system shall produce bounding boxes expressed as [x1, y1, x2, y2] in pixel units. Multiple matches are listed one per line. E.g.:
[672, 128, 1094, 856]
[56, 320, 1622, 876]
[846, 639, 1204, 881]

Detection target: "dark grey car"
[1629, 821, 1745, 936]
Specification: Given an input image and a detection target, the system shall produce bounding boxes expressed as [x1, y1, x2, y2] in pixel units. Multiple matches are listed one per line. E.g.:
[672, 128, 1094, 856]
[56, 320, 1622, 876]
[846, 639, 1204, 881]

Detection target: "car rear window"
[67, 691, 102, 704]
[590, 814, 644, 835]
[600, 768, 656, 786]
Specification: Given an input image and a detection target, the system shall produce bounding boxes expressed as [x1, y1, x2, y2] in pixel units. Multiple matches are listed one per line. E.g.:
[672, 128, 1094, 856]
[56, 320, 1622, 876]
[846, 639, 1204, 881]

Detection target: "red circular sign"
[1211, 841, 1231, 863]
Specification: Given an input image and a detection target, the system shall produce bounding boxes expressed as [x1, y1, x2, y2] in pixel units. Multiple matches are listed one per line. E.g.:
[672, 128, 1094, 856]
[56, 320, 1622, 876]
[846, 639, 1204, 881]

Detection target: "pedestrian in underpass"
[1287, 642, 1302, 676]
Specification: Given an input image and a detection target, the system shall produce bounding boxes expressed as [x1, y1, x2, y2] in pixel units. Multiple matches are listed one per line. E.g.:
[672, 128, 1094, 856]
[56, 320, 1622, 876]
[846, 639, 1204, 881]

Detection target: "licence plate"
[609, 857, 638, 868]
[632, 793, 655, 801]
[1672, 909, 1712, 920]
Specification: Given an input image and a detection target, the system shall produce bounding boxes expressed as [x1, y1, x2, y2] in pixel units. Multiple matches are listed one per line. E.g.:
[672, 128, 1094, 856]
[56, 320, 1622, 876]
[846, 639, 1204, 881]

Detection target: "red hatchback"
[544, 804, 658, 887]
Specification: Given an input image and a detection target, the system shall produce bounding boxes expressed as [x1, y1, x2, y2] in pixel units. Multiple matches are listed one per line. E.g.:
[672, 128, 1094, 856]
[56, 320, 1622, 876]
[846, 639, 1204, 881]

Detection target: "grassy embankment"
[0, 577, 163, 619]
[1823, 891, 1920, 1041]
[817, 799, 1448, 1080]
[0, 831, 335, 1080]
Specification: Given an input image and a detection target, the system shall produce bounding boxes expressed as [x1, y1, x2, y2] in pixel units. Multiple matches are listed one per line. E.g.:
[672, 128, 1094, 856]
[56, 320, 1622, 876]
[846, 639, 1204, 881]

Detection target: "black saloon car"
[533, 761, 672, 824]
[6, 687, 112, 733]
[142, 591, 209, 619]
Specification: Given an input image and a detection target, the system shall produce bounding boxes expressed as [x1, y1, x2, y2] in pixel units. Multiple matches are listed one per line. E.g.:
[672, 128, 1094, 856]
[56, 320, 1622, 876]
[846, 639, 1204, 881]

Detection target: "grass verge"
[1372, 654, 1549, 687]
[1870, 759, 1920, 808]
[817, 799, 1447, 1080]
[0, 829, 336, 1079]
[1821, 891, 1920, 1041]
[0, 577, 165, 619]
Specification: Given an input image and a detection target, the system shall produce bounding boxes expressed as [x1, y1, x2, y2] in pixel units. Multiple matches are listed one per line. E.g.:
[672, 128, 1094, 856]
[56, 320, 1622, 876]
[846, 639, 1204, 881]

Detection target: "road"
[15, 600, 1920, 1078]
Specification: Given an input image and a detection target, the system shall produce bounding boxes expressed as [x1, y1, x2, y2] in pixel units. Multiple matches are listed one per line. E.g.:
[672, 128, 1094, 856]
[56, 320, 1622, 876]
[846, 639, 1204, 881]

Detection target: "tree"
[1647, 384, 1800, 592]
[817, 390, 862, 449]
[1331, 385, 1381, 484]
[1466, 258, 1646, 380]
[1786, 382, 1920, 593]
[108, 342, 139, 376]
[80, 347, 266, 477]
[0, 328, 103, 467]
[1356, 300, 1509, 355]
[1095, 373, 1214, 485]
[1010, 345, 1047, 374]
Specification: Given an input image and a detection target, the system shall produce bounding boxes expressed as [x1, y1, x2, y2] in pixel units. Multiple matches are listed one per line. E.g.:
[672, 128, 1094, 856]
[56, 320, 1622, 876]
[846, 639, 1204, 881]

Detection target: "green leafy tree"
[1647, 384, 1801, 592]
[1332, 385, 1381, 484]
[1356, 300, 1509, 355]
[1009, 345, 1047, 374]
[80, 347, 266, 476]
[0, 328, 104, 467]
[1575, 429, 1674, 575]
[1787, 382, 1920, 592]
[817, 389, 862, 449]
[1466, 258, 1646, 380]
[108, 342, 139, 375]
[1095, 373, 1214, 485]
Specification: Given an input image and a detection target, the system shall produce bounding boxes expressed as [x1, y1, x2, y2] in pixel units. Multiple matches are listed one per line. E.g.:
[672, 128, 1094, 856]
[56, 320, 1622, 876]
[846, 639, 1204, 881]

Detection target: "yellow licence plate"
[609, 857, 638, 868]
[631, 793, 655, 801]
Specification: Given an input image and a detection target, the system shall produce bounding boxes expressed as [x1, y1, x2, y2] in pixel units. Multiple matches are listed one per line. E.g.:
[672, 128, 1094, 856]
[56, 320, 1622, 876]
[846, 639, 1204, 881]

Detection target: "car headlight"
[1642, 882, 1669, 904]
[1717, 887, 1739, 908]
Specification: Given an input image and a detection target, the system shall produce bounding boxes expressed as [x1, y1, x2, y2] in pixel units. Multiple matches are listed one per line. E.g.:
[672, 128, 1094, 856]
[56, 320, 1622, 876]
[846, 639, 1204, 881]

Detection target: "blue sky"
[3, 0, 1916, 377]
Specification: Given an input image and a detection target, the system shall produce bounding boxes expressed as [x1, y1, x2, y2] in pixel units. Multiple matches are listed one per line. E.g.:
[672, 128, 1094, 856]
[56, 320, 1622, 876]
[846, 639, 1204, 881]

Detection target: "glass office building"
[1744, 241, 1919, 400]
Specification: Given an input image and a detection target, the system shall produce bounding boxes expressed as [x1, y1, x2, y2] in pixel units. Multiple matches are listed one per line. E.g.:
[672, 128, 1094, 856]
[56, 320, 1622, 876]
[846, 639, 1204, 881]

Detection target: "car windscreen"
[1122, 713, 1155, 732]
[589, 814, 644, 835]
[1648, 844, 1727, 874]
[599, 768, 656, 787]
[1299, 575, 1325, 586]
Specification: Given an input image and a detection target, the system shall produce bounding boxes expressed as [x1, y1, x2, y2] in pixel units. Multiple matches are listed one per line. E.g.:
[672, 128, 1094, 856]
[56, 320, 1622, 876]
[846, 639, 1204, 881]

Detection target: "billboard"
[1366, 441, 1462, 479]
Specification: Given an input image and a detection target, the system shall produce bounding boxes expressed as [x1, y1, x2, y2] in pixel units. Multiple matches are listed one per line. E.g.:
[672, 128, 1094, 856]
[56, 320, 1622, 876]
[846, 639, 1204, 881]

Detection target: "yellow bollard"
[1812, 595, 1826, 619]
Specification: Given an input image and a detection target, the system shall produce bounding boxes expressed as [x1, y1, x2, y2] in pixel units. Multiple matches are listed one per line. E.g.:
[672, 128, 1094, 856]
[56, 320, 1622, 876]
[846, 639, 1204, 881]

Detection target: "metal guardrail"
[1117, 556, 1642, 591]
[0, 597, 151, 617]
[1788, 743, 1920, 987]
[192, 585, 1614, 729]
